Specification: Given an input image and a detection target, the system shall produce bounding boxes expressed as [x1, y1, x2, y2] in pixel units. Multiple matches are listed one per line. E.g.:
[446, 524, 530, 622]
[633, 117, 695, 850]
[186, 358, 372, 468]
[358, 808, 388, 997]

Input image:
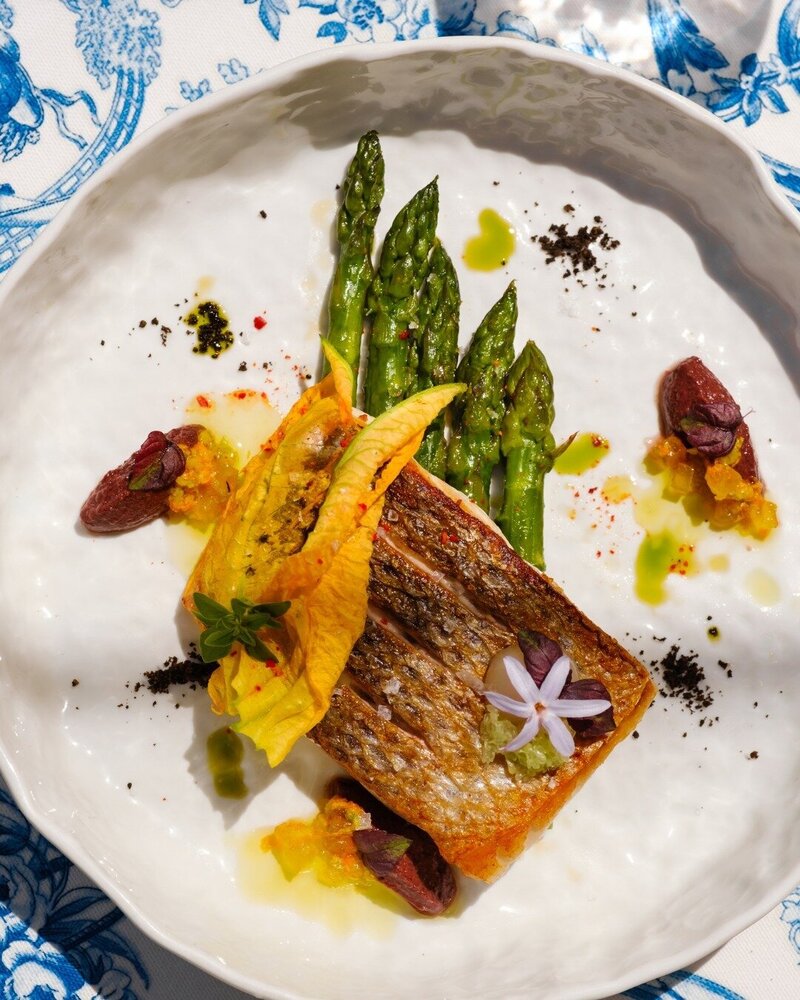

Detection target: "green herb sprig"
[192, 592, 290, 664]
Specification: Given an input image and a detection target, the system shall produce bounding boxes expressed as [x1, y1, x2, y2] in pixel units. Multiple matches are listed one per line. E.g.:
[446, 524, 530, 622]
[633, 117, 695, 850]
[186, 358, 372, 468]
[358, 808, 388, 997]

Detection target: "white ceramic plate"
[1, 39, 799, 1000]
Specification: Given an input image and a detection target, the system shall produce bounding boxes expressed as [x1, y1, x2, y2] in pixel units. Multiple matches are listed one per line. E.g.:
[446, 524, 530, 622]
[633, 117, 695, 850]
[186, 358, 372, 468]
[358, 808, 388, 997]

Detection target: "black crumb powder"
[143, 645, 217, 694]
[533, 217, 620, 283]
[655, 644, 713, 713]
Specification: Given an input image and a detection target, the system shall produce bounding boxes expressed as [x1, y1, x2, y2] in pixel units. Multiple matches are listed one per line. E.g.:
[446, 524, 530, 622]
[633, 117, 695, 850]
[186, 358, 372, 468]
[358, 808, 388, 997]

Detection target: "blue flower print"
[64, 0, 162, 89]
[571, 26, 609, 62]
[431, 0, 478, 37]
[244, 0, 290, 41]
[778, 0, 800, 97]
[304, 0, 479, 43]
[179, 78, 210, 102]
[707, 53, 789, 126]
[780, 886, 800, 955]
[763, 152, 800, 211]
[93, 956, 133, 999]
[0, 27, 99, 160]
[491, 13, 554, 45]
[0, 854, 49, 931]
[341, 0, 402, 41]
[1, 918, 84, 1000]
[303, 0, 407, 44]
[218, 58, 251, 85]
[647, 0, 727, 94]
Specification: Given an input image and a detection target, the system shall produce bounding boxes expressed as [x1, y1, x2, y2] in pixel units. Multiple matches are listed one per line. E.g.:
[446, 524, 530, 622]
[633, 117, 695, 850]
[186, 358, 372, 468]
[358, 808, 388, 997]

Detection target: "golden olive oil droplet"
[745, 569, 781, 607]
[195, 274, 215, 297]
[236, 830, 398, 937]
[463, 209, 515, 271]
[186, 390, 280, 462]
[602, 475, 633, 504]
[554, 433, 610, 475]
[206, 726, 248, 799]
[706, 625, 720, 641]
[708, 554, 730, 573]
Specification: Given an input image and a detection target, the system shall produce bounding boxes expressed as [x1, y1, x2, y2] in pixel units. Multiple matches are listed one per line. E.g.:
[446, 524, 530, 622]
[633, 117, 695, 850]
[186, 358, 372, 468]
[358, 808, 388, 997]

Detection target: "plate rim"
[1, 35, 799, 1000]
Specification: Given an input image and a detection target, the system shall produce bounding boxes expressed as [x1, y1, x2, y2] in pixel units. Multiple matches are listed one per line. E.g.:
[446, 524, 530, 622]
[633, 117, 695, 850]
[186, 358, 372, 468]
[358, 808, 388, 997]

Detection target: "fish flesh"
[312, 463, 656, 882]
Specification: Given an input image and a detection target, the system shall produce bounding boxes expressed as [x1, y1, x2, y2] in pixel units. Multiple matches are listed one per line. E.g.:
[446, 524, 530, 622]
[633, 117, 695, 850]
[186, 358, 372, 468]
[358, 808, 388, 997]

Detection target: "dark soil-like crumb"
[655, 644, 714, 713]
[144, 644, 217, 694]
[533, 216, 620, 285]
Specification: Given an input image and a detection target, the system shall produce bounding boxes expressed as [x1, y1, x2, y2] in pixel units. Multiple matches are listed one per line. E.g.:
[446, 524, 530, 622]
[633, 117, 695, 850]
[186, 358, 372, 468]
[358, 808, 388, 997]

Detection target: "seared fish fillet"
[312, 463, 656, 882]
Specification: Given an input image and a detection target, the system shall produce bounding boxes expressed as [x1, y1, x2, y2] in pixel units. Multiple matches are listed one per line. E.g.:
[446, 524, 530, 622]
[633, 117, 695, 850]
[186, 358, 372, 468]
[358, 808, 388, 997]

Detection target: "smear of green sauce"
[554, 433, 610, 475]
[207, 726, 248, 799]
[463, 209, 515, 271]
[635, 530, 687, 605]
[184, 300, 234, 358]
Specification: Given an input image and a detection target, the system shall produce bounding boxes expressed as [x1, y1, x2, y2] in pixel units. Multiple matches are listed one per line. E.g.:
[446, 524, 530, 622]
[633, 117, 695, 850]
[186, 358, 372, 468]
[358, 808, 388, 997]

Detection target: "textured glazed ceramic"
[0, 39, 798, 1000]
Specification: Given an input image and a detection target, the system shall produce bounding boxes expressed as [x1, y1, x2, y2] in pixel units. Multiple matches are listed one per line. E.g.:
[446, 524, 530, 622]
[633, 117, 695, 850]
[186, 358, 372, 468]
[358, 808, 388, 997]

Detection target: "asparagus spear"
[497, 340, 556, 570]
[414, 240, 460, 477]
[323, 130, 385, 397]
[446, 282, 517, 510]
[364, 178, 439, 416]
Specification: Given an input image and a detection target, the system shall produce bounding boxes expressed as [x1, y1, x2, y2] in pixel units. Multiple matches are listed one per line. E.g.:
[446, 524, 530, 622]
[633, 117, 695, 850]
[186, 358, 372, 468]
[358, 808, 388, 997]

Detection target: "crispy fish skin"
[312, 463, 656, 882]
[368, 535, 514, 679]
[381, 466, 651, 725]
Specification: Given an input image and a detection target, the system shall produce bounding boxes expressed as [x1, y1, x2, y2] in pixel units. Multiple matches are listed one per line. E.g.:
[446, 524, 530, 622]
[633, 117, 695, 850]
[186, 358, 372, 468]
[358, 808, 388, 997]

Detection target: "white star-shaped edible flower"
[484, 653, 611, 757]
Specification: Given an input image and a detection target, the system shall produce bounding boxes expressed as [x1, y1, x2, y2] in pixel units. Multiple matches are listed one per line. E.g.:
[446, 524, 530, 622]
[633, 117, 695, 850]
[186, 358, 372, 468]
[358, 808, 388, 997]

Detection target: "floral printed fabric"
[1, 1, 799, 998]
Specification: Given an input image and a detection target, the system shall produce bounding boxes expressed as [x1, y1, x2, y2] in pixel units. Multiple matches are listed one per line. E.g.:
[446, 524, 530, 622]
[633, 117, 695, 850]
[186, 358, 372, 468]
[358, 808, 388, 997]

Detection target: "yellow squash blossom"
[186, 342, 463, 765]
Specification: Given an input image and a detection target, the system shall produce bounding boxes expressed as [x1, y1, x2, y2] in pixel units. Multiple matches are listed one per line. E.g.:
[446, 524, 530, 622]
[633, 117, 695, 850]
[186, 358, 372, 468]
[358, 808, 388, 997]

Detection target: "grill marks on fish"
[312, 464, 655, 881]
[368, 536, 513, 681]
[318, 685, 469, 831]
[348, 618, 486, 757]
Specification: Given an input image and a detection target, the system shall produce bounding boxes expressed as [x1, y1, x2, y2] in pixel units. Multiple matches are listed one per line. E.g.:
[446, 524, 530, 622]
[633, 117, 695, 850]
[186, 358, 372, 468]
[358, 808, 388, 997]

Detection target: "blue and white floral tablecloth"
[1, 2, 799, 998]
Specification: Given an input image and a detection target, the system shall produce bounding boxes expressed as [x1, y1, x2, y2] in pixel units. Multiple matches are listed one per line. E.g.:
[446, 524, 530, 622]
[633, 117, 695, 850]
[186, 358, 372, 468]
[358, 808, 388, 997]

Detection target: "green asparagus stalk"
[323, 130, 385, 397]
[364, 178, 439, 416]
[414, 240, 460, 477]
[496, 340, 556, 570]
[446, 282, 517, 510]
